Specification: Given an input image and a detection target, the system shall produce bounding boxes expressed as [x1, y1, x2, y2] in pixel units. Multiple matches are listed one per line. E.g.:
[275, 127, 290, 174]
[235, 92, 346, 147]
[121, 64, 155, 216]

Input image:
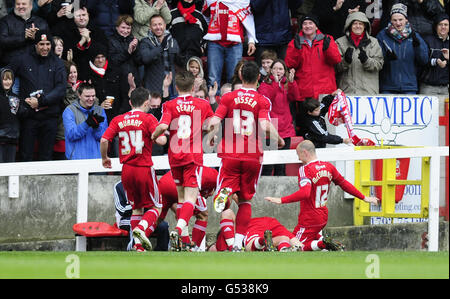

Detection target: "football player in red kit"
[158, 166, 218, 250]
[152, 71, 214, 250]
[207, 208, 303, 252]
[207, 61, 285, 251]
[100, 87, 167, 252]
[265, 140, 380, 251]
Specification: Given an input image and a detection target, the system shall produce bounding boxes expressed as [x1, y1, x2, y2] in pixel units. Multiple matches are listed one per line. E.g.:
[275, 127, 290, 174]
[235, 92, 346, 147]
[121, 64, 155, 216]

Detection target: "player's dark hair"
[241, 61, 260, 84]
[303, 97, 320, 113]
[130, 87, 150, 107]
[175, 71, 195, 92]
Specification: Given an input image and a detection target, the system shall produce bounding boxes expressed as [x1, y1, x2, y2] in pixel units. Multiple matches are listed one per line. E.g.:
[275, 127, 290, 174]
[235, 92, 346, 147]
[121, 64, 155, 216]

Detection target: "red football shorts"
[171, 163, 202, 188]
[215, 158, 262, 201]
[244, 217, 294, 247]
[121, 164, 162, 210]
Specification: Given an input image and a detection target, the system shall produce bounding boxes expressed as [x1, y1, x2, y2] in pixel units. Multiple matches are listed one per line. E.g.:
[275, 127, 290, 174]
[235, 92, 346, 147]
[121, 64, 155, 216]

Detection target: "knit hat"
[390, 3, 407, 18]
[300, 14, 319, 28]
[34, 30, 52, 44]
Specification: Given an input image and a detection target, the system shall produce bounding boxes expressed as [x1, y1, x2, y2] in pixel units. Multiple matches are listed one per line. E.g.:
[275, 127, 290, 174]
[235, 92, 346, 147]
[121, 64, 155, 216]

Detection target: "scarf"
[177, 1, 197, 24]
[203, 0, 257, 43]
[387, 22, 412, 41]
[89, 59, 108, 77]
[350, 31, 364, 48]
[328, 90, 375, 146]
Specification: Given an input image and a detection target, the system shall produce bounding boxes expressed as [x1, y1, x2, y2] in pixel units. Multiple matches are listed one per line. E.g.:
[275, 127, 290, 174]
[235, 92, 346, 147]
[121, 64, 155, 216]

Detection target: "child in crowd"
[259, 49, 277, 83]
[187, 56, 207, 95]
[0, 68, 21, 162]
[299, 90, 352, 148]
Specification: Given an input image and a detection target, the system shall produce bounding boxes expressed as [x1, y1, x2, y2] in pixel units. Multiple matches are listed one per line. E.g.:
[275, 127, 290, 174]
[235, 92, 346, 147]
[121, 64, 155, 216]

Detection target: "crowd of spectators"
[0, 0, 448, 174]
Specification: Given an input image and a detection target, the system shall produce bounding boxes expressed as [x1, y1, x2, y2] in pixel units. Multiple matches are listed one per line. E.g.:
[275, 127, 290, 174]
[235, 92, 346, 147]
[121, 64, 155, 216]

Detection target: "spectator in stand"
[376, 3, 428, 94]
[52, 5, 109, 81]
[420, 13, 449, 95]
[0, 0, 8, 18]
[399, 0, 444, 37]
[132, 0, 171, 41]
[258, 59, 299, 176]
[138, 14, 180, 98]
[53, 60, 81, 160]
[169, 0, 208, 69]
[108, 14, 141, 85]
[0, 0, 49, 96]
[46, 0, 75, 28]
[62, 82, 107, 160]
[311, 0, 368, 40]
[335, 11, 384, 95]
[258, 49, 277, 83]
[85, 47, 131, 124]
[7, 30, 66, 161]
[53, 35, 64, 59]
[202, 0, 257, 90]
[4, 0, 53, 19]
[186, 56, 206, 96]
[284, 14, 341, 132]
[85, 0, 135, 38]
[0, 68, 21, 162]
[250, 0, 303, 63]
[298, 92, 352, 148]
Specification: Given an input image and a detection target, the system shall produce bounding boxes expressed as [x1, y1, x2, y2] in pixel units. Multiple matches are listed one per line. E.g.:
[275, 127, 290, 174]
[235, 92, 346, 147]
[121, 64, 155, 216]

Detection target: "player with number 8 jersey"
[151, 71, 214, 251]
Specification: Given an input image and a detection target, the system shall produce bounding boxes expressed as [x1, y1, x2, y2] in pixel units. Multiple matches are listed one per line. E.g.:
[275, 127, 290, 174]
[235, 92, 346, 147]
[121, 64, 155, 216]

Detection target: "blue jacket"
[377, 28, 429, 93]
[62, 100, 108, 160]
[250, 0, 302, 46]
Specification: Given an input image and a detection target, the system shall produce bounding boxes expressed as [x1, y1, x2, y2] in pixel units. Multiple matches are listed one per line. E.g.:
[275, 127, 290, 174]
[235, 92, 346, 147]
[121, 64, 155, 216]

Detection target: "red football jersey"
[102, 110, 158, 167]
[282, 160, 365, 228]
[214, 88, 271, 162]
[159, 95, 214, 167]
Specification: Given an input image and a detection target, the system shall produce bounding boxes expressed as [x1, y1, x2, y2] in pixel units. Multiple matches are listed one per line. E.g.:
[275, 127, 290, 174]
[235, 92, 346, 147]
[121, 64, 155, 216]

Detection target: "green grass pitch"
[0, 251, 448, 279]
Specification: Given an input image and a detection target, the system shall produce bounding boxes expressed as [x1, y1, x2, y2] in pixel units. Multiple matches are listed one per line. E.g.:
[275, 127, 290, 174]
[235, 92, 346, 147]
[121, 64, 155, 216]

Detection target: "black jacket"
[7, 48, 67, 120]
[169, 2, 208, 67]
[51, 18, 109, 81]
[85, 61, 131, 123]
[0, 11, 49, 66]
[0, 68, 20, 143]
[108, 30, 141, 84]
[299, 95, 344, 148]
[421, 14, 449, 86]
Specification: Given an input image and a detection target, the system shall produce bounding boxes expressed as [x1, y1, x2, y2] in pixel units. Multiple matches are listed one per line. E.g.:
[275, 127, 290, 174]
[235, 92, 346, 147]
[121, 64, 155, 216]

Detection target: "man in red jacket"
[284, 15, 341, 133]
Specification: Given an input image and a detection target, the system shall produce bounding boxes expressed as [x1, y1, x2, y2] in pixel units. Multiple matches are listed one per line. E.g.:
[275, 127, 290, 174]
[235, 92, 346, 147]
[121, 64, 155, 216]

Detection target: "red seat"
[285, 136, 304, 176]
[73, 222, 129, 237]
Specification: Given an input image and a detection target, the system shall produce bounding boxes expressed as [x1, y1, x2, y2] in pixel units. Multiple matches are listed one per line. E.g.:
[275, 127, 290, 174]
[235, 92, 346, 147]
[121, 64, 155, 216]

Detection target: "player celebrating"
[158, 166, 218, 251]
[207, 61, 285, 251]
[152, 71, 214, 251]
[207, 207, 303, 252]
[100, 87, 167, 252]
[265, 140, 380, 251]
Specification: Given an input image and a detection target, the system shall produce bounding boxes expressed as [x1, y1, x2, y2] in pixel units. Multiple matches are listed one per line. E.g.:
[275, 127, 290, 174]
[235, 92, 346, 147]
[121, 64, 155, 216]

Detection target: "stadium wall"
[0, 174, 448, 251]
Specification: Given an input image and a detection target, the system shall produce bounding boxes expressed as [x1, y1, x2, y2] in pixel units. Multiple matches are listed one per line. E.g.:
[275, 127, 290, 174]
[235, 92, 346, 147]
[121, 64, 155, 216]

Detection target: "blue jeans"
[207, 42, 243, 89]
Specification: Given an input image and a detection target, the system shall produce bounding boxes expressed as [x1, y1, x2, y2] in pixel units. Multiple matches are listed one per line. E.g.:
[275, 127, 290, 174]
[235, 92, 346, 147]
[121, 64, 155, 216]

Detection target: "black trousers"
[19, 117, 58, 161]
